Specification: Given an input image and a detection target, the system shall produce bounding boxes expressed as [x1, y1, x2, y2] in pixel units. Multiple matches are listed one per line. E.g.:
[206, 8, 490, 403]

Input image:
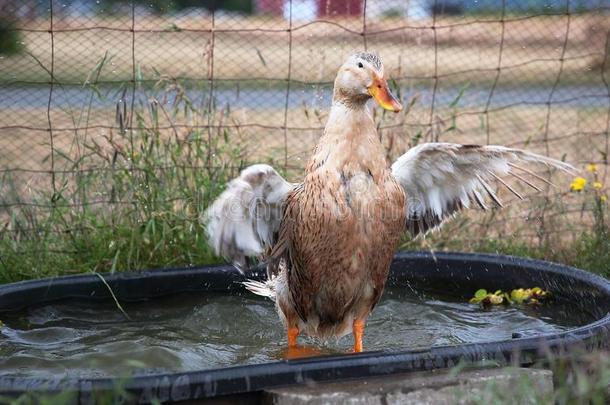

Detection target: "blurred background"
[0, 0, 608, 279]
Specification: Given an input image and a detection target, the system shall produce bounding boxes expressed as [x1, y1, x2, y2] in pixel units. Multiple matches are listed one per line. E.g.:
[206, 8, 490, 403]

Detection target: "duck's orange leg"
[288, 326, 299, 348]
[353, 319, 365, 353]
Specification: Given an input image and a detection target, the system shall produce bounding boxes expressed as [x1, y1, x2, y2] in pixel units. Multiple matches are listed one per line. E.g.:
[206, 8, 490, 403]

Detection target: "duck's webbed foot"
[283, 326, 321, 359]
[284, 345, 322, 359]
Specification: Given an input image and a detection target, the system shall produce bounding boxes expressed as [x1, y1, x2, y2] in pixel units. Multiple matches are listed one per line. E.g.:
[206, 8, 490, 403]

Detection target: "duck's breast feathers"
[277, 165, 405, 324]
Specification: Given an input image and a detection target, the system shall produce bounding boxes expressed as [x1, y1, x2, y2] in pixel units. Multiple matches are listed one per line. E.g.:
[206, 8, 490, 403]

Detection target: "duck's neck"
[306, 99, 386, 174]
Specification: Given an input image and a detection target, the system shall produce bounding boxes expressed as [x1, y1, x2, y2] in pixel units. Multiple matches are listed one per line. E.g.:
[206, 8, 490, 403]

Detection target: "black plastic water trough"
[1, 251, 610, 403]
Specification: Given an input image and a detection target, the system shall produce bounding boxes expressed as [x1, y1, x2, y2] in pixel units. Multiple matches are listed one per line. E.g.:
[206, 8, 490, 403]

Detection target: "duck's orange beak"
[368, 75, 402, 113]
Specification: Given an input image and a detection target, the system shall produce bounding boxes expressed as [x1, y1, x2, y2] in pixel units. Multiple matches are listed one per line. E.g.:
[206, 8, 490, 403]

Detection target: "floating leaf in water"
[471, 287, 550, 307]
[469, 289, 505, 306]
[475, 289, 487, 299]
[529, 287, 549, 301]
[510, 287, 549, 304]
[488, 294, 504, 305]
[511, 288, 528, 304]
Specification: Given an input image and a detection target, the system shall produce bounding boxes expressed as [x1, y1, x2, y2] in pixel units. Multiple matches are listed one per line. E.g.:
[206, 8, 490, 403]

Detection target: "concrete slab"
[263, 367, 553, 405]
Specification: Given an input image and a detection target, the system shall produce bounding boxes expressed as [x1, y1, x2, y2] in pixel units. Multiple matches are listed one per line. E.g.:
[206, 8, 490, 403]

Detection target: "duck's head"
[333, 52, 402, 113]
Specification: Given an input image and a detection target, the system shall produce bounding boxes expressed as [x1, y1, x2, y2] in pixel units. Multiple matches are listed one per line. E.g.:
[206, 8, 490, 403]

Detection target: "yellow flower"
[593, 181, 603, 190]
[570, 177, 587, 192]
[586, 163, 598, 173]
[601, 196, 608, 203]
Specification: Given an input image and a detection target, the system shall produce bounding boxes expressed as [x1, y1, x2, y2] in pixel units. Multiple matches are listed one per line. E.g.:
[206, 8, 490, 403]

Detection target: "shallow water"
[0, 288, 586, 379]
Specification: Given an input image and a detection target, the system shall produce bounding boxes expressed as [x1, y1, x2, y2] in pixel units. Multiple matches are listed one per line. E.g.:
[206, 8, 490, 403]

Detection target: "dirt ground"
[1, 15, 608, 85]
[0, 103, 606, 170]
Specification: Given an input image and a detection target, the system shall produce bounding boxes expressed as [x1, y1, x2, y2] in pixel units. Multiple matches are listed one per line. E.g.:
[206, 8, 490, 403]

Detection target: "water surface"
[0, 288, 583, 379]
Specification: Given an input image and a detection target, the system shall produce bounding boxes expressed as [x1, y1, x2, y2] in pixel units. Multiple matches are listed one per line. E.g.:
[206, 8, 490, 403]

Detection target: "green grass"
[0, 66, 246, 283]
[2, 128, 608, 284]
[0, 20, 23, 56]
[400, 228, 610, 278]
[397, 196, 610, 278]
[470, 231, 610, 276]
[0, 150, 236, 283]
[471, 186, 610, 276]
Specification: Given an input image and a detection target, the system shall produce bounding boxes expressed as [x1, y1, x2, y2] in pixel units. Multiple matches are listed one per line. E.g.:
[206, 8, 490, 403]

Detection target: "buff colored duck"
[204, 52, 575, 354]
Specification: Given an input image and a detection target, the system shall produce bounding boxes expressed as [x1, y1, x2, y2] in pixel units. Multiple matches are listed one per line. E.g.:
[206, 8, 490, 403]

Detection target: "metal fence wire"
[0, 0, 609, 252]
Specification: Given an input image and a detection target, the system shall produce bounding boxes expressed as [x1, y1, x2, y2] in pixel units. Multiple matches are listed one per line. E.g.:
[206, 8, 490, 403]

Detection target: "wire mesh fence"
[0, 0, 609, 271]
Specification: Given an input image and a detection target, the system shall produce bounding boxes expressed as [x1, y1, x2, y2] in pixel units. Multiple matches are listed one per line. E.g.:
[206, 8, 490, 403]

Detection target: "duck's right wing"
[203, 164, 295, 272]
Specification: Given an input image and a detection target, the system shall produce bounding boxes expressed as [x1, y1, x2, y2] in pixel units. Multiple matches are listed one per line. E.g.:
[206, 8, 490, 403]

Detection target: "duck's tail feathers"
[242, 279, 276, 301]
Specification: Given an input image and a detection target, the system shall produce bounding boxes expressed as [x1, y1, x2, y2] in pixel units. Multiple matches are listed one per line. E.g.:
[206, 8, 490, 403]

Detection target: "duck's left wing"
[391, 143, 576, 236]
[203, 164, 295, 272]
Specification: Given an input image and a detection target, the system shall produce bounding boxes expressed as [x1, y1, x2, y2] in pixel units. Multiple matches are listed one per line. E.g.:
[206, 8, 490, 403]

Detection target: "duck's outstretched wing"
[391, 143, 576, 236]
[203, 164, 295, 271]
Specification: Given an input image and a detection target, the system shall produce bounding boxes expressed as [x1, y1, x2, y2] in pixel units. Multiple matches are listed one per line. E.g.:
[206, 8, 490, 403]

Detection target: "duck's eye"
[357, 62, 364, 68]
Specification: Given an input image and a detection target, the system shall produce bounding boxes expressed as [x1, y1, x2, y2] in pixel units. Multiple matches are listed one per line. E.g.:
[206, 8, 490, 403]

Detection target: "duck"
[204, 51, 575, 354]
